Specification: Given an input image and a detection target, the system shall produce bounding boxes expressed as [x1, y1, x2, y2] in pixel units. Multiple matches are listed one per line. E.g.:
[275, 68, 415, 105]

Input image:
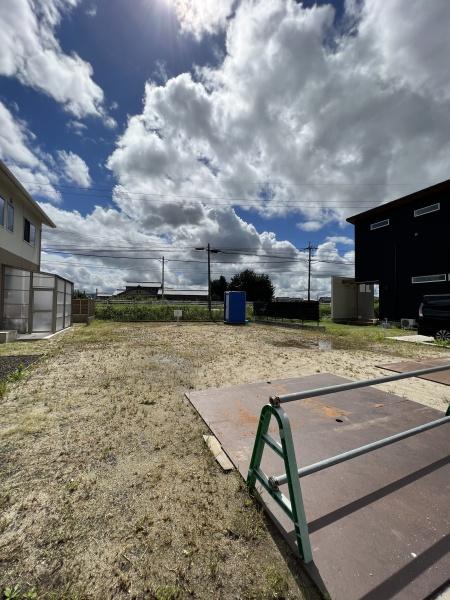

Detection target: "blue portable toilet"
[224, 291, 246, 324]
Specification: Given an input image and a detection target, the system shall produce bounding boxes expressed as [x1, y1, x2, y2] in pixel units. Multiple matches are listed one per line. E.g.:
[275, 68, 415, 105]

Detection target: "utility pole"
[161, 256, 165, 301]
[207, 242, 211, 312]
[195, 244, 220, 314]
[307, 242, 317, 302]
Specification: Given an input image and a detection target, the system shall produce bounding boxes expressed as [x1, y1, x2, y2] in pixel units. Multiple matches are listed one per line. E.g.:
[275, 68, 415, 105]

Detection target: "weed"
[0, 381, 7, 398]
[265, 566, 289, 599]
[434, 338, 450, 348]
[2, 586, 36, 600]
[227, 505, 265, 542]
[95, 302, 224, 322]
[153, 585, 184, 600]
[8, 364, 25, 383]
[65, 479, 79, 493]
[3, 586, 20, 600]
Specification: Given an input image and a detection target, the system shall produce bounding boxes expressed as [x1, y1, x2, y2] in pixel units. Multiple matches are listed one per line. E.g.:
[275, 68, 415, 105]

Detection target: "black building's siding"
[353, 192, 450, 320]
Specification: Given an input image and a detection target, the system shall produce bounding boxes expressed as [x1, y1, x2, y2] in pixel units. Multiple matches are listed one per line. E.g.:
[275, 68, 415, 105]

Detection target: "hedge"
[95, 303, 254, 322]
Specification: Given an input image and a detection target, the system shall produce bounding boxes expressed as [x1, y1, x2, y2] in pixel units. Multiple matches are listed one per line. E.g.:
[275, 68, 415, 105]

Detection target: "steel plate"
[186, 374, 450, 600]
[377, 358, 450, 386]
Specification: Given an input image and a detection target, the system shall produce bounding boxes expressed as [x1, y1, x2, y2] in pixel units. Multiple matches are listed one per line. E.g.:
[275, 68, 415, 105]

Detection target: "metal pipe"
[272, 415, 450, 487]
[262, 433, 284, 457]
[253, 467, 293, 518]
[270, 363, 450, 405]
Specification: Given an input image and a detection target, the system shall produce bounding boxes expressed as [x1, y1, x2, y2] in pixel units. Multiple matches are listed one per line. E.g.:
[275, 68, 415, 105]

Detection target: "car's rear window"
[423, 295, 450, 308]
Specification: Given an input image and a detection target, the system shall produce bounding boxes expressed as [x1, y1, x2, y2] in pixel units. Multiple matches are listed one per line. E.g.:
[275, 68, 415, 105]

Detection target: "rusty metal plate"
[377, 358, 450, 386]
[186, 374, 450, 600]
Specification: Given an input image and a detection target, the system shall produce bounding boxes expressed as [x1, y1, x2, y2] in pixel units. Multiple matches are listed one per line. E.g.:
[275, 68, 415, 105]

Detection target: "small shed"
[331, 276, 375, 323]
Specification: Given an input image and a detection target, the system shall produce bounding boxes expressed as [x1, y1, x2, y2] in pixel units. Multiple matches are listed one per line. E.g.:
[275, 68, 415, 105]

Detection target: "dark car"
[418, 294, 450, 340]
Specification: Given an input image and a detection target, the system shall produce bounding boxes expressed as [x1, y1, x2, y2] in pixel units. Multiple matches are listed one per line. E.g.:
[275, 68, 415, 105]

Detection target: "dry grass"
[0, 321, 448, 599]
[0, 323, 319, 600]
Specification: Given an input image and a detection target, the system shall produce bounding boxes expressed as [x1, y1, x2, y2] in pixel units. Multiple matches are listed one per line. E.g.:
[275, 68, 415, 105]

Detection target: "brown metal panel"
[186, 374, 450, 600]
[378, 358, 450, 386]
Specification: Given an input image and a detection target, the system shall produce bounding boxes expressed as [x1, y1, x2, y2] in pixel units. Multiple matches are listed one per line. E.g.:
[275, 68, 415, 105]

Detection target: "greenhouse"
[2, 266, 73, 334]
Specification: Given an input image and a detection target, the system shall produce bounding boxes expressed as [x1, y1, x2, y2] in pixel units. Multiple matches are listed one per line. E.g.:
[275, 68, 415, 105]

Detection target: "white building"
[0, 160, 73, 334]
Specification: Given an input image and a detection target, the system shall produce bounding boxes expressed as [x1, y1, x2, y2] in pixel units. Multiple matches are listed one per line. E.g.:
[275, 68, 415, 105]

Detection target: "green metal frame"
[248, 400, 450, 564]
[246, 404, 313, 563]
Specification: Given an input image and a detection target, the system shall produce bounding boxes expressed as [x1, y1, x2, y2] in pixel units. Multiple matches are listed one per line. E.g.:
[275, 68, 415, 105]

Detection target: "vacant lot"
[0, 322, 448, 599]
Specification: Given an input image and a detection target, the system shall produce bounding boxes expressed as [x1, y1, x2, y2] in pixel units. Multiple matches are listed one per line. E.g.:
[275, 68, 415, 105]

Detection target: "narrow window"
[370, 218, 389, 230]
[30, 222, 36, 245]
[24, 218, 36, 245]
[411, 274, 446, 284]
[0, 195, 4, 227]
[414, 203, 440, 217]
[6, 202, 14, 232]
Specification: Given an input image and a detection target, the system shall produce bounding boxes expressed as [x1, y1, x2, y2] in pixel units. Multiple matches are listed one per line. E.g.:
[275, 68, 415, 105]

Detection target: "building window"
[414, 203, 440, 217]
[411, 274, 447, 284]
[359, 284, 371, 293]
[370, 219, 389, 230]
[0, 195, 4, 227]
[6, 202, 14, 232]
[24, 218, 36, 246]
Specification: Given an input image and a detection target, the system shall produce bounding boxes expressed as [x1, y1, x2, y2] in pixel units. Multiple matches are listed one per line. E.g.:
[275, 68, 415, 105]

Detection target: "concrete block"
[0, 330, 17, 343]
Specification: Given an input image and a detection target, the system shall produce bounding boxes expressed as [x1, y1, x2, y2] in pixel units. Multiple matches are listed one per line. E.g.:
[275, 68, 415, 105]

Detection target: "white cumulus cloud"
[0, 101, 61, 201]
[38, 0, 450, 297]
[173, 0, 235, 39]
[58, 150, 92, 187]
[0, 0, 113, 123]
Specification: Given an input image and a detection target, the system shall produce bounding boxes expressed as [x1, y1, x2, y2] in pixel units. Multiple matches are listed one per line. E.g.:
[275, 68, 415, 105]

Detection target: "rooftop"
[125, 282, 160, 288]
[0, 160, 56, 228]
[158, 289, 208, 296]
[347, 179, 450, 224]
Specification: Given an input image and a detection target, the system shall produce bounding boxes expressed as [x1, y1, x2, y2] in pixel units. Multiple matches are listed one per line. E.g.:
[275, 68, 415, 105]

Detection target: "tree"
[211, 275, 228, 300]
[228, 269, 274, 302]
[73, 289, 88, 299]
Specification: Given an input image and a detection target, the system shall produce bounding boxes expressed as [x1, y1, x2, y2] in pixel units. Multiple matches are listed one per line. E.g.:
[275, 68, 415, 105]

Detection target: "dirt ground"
[0, 321, 449, 600]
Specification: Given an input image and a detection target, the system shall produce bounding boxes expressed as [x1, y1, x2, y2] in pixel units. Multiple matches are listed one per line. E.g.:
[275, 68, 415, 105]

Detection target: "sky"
[0, 0, 449, 297]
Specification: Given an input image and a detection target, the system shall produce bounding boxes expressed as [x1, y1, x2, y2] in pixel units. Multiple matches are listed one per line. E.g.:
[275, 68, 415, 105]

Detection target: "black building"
[347, 180, 450, 321]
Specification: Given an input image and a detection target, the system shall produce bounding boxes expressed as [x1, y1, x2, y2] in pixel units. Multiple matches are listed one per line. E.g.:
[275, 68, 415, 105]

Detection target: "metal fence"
[95, 298, 224, 306]
[253, 300, 320, 322]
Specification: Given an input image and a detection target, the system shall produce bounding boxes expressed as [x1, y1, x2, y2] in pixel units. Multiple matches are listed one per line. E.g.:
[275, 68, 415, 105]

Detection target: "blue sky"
[0, 0, 448, 294]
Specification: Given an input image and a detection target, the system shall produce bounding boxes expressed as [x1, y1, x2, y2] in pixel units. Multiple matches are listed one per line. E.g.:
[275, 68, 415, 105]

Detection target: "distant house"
[347, 180, 450, 321]
[318, 296, 331, 304]
[116, 282, 160, 297]
[158, 289, 208, 302]
[0, 160, 73, 334]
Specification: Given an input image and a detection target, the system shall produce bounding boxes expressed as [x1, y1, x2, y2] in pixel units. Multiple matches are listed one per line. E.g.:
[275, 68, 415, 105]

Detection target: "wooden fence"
[72, 298, 96, 323]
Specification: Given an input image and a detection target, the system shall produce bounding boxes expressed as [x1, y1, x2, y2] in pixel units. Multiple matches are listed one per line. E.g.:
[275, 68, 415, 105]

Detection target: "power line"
[42, 248, 354, 266]
[17, 176, 424, 191]
[22, 180, 404, 207]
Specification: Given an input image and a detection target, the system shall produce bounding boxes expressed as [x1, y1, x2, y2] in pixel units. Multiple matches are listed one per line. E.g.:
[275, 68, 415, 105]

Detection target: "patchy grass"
[0, 320, 447, 599]
[0, 408, 49, 438]
[0, 321, 315, 599]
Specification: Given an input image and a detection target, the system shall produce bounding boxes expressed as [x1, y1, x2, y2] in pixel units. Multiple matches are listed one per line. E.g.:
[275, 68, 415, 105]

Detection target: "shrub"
[96, 303, 217, 322]
[95, 302, 254, 322]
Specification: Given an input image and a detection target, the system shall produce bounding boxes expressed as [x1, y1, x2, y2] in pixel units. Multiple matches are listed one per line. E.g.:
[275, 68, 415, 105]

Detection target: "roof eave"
[347, 178, 450, 225]
[0, 160, 57, 228]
